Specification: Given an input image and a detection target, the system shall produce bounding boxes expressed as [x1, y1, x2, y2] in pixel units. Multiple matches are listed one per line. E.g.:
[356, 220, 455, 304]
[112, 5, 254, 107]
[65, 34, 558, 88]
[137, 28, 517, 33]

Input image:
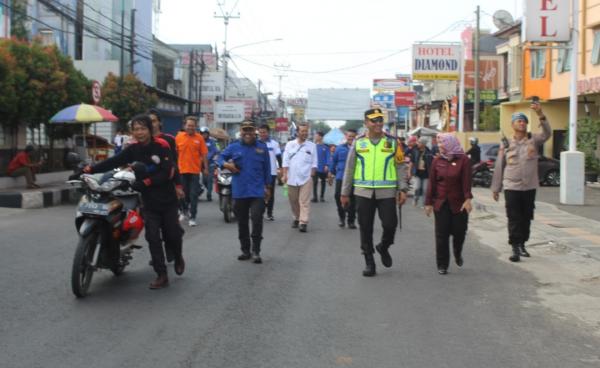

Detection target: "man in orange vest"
[176, 116, 208, 227]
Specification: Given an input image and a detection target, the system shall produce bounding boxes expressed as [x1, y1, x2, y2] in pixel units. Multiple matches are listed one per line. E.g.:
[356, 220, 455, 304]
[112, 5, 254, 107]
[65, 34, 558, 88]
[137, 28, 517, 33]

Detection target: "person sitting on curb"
[7, 145, 43, 189]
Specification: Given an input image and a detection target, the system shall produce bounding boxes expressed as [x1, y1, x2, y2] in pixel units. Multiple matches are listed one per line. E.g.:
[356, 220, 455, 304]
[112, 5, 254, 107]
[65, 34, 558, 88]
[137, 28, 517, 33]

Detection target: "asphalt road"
[1, 191, 599, 368]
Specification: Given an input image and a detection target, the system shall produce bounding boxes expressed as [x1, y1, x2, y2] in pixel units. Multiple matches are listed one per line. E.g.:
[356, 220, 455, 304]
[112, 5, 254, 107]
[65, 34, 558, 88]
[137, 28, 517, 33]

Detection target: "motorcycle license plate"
[78, 202, 110, 216]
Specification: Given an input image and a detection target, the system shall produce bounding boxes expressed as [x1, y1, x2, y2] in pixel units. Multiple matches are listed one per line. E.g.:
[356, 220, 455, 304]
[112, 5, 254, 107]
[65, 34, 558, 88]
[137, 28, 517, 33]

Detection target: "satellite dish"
[493, 10, 514, 30]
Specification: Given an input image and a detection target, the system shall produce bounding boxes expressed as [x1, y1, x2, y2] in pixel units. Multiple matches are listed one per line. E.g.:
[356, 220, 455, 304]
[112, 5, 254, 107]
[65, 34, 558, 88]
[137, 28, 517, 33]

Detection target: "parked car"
[480, 143, 560, 186]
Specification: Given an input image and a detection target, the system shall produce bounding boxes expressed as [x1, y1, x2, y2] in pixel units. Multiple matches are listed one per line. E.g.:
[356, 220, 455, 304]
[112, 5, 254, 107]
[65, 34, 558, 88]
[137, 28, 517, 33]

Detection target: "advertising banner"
[524, 0, 570, 42]
[412, 44, 461, 80]
[373, 94, 395, 109]
[200, 72, 225, 97]
[275, 117, 289, 132]
[465, 89, 498, 102]
[373, 79, 411, 92]
[464, 58, 501, 89]
[214, 102, 245, 123]
[394, 91, 417, 107]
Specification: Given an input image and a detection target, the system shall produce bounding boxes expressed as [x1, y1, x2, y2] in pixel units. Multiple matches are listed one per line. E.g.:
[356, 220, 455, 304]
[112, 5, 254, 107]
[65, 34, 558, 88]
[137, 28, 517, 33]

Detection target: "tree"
[101, 73, 158, 128]
[10, 0, 29, 41]
[479, 104, 500, 131]
[567, 117, 600, 174]
[342, 120, 364, 132]
[312, 121, 331, 135]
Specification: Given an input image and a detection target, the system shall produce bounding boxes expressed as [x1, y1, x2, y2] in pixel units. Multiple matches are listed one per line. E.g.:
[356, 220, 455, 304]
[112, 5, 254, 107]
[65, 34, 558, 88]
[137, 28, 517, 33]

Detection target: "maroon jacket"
[425, 155, 473, 214]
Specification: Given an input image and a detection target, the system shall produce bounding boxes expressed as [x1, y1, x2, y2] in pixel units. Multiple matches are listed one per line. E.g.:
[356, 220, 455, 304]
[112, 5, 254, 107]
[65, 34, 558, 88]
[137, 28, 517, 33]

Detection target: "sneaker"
[178, 211, 187, 222]
[238, 252, 251, 261]
[348, 222, 357, 229]
[252, 252, 262, 264]
[267, 215, 275, 221]
[188, 219, 197, 227]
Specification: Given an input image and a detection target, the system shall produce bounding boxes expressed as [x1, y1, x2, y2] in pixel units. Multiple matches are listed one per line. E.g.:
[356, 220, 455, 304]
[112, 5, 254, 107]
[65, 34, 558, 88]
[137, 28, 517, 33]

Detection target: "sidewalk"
[0, 181, 81, 209]
[470, 187, 600, 336]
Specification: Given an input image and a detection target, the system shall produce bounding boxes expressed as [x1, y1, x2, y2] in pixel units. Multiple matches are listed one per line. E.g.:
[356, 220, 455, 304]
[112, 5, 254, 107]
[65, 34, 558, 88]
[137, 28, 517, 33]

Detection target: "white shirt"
[263, 138, 281, 176]
[282, 139, 317, 186]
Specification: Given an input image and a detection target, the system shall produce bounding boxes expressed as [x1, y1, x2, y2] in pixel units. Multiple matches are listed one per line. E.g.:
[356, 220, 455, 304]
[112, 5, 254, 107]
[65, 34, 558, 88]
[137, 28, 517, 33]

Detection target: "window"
[26, 125, 48, 146]
[530, 49, 546, 79]
[39, 29, 54, 46]
[592, 30, 600, 65]
[557, 48, 572, 72]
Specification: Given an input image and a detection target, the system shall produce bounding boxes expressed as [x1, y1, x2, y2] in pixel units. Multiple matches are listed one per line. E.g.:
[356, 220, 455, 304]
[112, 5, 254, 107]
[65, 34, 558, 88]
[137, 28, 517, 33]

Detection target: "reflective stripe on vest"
[353, 137, 397, 189]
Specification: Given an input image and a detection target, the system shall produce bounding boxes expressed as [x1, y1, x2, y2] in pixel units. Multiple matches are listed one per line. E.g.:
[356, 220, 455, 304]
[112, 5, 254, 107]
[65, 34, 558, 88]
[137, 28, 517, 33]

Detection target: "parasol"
[209, 127, 230, 140]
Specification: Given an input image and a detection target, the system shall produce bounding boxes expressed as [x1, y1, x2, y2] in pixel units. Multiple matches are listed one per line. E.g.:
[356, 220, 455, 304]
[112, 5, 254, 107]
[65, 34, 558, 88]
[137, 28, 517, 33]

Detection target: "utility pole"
[129, 9, 136, 74]
[274, 63, 289, 117]
[214, 5, 240, 102]
[75, 0, 83, 60]
[197, 51, 206, 118]
[473, 5, 480, 131]
[119, 0, 125, 77]
[188, 50, 195, 115]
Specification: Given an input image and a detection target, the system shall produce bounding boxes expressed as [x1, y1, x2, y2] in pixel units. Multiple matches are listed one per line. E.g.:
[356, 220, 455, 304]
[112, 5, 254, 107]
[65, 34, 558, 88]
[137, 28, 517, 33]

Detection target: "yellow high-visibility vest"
[353, 136, 398, 188]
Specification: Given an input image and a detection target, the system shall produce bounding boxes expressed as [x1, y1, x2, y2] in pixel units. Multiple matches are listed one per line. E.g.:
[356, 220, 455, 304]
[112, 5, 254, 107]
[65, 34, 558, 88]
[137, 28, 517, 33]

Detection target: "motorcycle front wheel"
[223, 196, 233, 223]
[71, 232, 99, 298]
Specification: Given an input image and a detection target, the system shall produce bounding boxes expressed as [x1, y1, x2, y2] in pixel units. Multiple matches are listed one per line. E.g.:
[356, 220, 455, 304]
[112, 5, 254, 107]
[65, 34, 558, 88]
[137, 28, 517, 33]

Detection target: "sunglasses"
[369, 117, 384, 123]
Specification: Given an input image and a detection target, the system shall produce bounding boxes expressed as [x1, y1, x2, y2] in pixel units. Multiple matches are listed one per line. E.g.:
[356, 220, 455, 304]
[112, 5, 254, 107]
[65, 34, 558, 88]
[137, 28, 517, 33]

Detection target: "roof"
[169, 44, 213, 52]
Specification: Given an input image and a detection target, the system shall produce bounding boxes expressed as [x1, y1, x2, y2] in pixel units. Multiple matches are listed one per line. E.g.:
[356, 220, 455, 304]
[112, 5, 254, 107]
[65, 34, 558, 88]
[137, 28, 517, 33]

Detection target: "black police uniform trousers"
[264, 175, 277, 217]
[234, 198, 265, 254]
[143, 205, 183, 275]
[335, 179, 356, 224]
[356, 193, 397, 254]
[504, 189, 536, 246]
[313, 172, 328, 200]
[434, 201, 468, 270]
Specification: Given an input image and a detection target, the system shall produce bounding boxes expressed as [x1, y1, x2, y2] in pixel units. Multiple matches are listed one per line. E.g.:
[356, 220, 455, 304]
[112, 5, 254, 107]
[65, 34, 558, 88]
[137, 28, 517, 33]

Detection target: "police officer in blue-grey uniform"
[200, 126, 220, 201]
[219, 121, 272, 264]
[330, 128, 358, 229]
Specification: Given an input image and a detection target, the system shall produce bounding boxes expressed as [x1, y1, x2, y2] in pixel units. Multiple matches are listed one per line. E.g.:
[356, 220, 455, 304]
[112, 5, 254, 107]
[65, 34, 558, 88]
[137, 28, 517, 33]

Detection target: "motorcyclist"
[79, 114, 184, 290]
[199, 126, 220, 202]
[466, 137, 481, 165]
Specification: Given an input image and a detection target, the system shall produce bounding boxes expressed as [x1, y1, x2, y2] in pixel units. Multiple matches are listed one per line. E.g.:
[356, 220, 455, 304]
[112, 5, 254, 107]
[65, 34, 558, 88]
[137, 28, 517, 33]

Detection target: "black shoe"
[291, 220, 299, 229]
[174, 256, 185, 276]
[149, 273, 169, 289]
[509, 245, 520, 262]
[338, 219, 345, 228]
[320, 197, 325, 202]
[207, 197, 212, 202]
[238, 252, 252, 261]
[438, 268, 448, 275]
[266, 215, 275, 221]
[252, 252, 262, 264]
[455, 256, 464, 267]
[375, 243, 392, 268]
[299, 224, 308, 232]
[363, 253, 376, 277]
[348, 222, 357, 229]
[311, 198, 318, 203]
[519, 244, 530, 257]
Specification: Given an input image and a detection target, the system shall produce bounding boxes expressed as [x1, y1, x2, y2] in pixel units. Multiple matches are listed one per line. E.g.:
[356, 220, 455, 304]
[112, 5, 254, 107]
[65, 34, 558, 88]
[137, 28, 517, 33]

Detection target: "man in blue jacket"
[219, 121, 272, 264]
[329, 129, 358, 228]
[312, 131, 330, 202]
[200, 126, 220, 201]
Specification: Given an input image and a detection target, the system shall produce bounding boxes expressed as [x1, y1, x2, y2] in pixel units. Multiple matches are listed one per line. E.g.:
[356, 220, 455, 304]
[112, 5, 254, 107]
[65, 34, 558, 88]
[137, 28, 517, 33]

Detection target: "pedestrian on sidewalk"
[491, 101, 552, 262]
[219, 121, 272, 263]
[410, 137, 433, 208]
[176, 116, 208, 227]
[282, 122, 318, 233]
[200, 126, 220, 202]
[330, 129, 358, 229]
[341, 108, 408, 277]
[7, 145, 43, 189]
[312, 131, 330, 202]
[83, 114, 184, 289]
[424, 133, 472, 275]
[258, 124, 282, 221]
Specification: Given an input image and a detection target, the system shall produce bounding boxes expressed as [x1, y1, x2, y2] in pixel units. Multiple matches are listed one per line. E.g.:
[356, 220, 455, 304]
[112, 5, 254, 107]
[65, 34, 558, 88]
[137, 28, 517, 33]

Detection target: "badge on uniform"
[255, 148, 264, 154]
[359, 141, 368, 149]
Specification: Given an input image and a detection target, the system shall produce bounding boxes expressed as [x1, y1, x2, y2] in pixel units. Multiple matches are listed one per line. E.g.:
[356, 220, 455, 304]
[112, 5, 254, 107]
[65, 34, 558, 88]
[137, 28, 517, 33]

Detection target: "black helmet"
[469, 137, 479, 145]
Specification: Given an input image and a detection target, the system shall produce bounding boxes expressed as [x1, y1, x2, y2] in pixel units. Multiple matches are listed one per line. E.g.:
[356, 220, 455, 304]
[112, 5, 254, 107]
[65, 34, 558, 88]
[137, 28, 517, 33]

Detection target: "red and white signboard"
[275, 117, 289, 132]
[524, 0, 570, 42]
[91, 80, 102, 105]
[394, 91, 416, 107]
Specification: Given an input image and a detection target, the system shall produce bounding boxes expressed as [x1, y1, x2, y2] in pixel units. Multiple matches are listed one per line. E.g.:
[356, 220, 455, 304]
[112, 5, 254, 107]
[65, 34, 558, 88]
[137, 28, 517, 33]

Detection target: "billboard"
[373, 78, 411, 92]
[214, 102, 245, 123]
[373, 94, 395, 109]
[412, 44, 460, 80]
[464, 58, 501, 89]
[200, 72, 224, 97]
[523, 0, 570, 42]
[306, 89, 371, 120]
[394, 91, 417, 107]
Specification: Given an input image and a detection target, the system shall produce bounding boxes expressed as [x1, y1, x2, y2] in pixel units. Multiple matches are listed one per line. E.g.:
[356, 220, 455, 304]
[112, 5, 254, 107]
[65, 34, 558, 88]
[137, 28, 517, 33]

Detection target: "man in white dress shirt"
[282, 123, 317, 233]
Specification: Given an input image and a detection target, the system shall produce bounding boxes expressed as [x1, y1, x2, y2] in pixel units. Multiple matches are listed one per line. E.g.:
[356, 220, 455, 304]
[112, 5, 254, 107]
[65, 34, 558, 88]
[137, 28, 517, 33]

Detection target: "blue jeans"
[181, 173, 200, 219]
[413, 176, 428, 207]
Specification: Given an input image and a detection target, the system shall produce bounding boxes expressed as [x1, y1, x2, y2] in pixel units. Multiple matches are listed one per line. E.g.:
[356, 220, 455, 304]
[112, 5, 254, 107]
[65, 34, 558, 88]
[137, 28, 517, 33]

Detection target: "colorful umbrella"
[49, 103, 118, 123]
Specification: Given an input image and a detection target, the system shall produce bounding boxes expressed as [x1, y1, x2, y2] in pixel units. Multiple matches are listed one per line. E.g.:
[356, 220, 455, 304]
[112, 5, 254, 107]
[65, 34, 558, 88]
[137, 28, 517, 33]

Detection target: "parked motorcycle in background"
[216, 167, 235, 222]
[472, 161, 493, 187]
[67, 168, 144, 298]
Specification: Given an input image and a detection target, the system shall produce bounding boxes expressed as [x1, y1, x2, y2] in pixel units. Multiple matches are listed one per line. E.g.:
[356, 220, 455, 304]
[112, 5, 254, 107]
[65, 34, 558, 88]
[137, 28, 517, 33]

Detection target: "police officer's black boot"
[363, 253, 376, 277]
[519, 243, 530, 257]
[509, 244, 520, 262]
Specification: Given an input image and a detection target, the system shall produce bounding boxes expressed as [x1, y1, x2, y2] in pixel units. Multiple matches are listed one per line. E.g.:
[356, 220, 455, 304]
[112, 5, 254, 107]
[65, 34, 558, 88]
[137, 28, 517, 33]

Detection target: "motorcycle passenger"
[82, 114, 185, 290]
[466, 137, 481, 165]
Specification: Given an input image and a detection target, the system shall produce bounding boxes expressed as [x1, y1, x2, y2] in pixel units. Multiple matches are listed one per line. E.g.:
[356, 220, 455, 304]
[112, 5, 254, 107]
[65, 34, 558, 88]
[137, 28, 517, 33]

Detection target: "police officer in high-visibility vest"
[341, 108, 408, 277]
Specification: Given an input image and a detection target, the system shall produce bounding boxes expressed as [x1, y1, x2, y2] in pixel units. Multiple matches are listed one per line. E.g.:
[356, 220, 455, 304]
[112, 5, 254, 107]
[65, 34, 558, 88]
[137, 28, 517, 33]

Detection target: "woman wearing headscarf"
[424, 133, 473, 275]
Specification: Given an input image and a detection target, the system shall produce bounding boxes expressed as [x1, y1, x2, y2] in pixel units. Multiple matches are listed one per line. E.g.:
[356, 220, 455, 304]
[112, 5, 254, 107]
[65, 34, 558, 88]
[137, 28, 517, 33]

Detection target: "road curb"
[0, 186, 81, 209]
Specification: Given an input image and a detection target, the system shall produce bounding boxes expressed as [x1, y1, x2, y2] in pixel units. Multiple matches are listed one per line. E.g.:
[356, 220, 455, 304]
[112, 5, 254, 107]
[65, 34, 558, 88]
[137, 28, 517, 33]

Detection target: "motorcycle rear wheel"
[71, 232, 99, 298]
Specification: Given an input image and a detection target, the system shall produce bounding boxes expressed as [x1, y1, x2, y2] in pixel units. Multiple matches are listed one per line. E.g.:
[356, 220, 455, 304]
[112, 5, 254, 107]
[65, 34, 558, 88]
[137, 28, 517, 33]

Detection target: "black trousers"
[356, 195, 397, 254]
[434, 201, 468, 270]
[264, 175, 277, 216]
[143, 205, 183, 275]
[504, 189, 536, 246]
[334, 180, 356, 224]
[234, 198, 265, 254]
[313, 172, 327, 199]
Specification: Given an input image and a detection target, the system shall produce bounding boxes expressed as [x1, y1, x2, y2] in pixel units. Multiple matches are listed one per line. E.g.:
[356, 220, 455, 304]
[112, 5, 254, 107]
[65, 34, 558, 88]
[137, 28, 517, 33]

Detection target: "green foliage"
[569, 117, 600, 173]
[101, 73, 158, 127]
[10, 0, 29, 40]
[342, 120, 364, 132]
[479, 104, 500, 131]
[312, 121, 331, 135]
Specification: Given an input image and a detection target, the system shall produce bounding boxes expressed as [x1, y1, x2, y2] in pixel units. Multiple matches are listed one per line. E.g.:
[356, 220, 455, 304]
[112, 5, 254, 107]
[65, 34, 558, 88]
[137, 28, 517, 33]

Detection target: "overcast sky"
[157, 0, 523, 97]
